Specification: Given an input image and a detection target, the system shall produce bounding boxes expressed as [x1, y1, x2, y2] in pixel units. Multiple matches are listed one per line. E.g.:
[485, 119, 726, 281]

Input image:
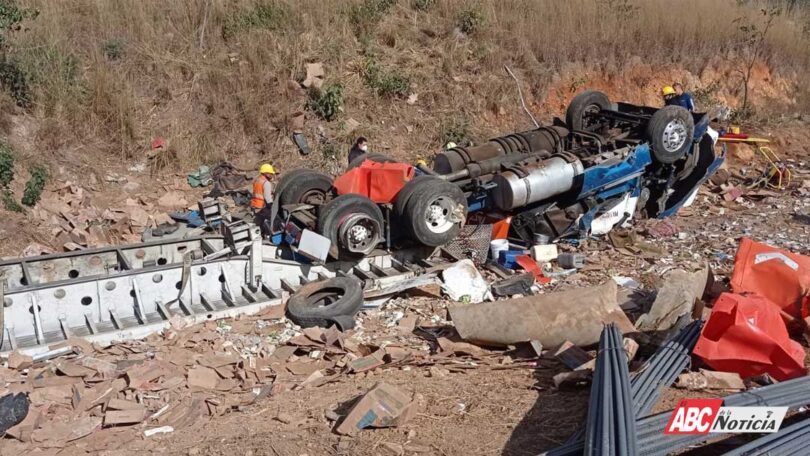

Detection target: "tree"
[732, 6, 781, 117]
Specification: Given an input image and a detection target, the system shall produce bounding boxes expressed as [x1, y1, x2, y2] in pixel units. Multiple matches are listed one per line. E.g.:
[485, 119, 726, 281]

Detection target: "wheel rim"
[580, 104, 602, 130]
[424, 196, 456, 234]
[300, 189, 327, 205]
[662, 119, 688, 152]
[338, 213, 381, 254]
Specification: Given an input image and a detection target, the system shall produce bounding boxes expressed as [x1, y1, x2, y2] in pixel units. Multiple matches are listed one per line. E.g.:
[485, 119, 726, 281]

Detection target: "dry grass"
[2, 0, 809, 173]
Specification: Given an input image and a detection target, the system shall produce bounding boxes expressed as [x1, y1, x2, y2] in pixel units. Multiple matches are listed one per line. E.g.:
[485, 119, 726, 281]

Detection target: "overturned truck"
[275, 90, 724, 258]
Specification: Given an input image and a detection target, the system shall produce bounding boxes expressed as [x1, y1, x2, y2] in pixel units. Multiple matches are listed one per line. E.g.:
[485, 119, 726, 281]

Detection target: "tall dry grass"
[3, 0, 809, 173]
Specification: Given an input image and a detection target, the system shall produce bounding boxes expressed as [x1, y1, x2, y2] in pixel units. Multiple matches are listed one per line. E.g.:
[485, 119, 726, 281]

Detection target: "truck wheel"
[393, 175, 437, 218]
[646, 105, 694, 164]
[318, 194, 384, 259]
[566, 90, 611, 132]
[278, 170, 334, 206]
[403, 181, 467, 247]
[286, 277, 364, 330]
[347, 152, 396, 170]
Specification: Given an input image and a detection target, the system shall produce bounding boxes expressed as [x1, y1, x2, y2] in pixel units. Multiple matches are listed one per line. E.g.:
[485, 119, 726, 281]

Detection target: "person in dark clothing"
[671, 83, 696, 112]
[347, 137, 368, 165]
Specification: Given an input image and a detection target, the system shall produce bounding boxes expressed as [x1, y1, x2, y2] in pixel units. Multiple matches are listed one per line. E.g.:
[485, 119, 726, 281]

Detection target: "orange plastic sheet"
[332, 161, 415, 204]
[730, 238, 810, 318]
[693, 293, 806, 381]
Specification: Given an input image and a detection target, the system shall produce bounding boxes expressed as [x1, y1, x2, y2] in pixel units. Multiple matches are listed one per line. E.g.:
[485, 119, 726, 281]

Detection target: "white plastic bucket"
[490, 239, 509, 260]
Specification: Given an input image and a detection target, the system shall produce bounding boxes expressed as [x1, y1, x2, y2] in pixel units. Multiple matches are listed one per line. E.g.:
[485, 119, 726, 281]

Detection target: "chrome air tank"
[491, 155, 584, 210]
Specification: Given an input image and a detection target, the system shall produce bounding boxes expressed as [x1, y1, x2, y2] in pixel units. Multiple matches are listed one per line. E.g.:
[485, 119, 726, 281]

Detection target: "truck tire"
[347, 152, 396, 170]
[403, 180, 467, 247]
[566, 90, 612, 132]
[393, 175, 437, 218]
[318, 194, 384, 259]
[646, 105, 694, 164]
[278, 170, 334, 206]
[286, 277, 364, 330]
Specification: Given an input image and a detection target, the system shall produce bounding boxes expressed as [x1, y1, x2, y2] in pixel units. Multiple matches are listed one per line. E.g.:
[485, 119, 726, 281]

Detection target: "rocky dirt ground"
[2, 123, 810, 456]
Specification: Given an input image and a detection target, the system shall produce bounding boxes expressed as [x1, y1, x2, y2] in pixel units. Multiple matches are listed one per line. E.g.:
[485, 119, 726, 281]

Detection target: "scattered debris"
[441, 259, 491, 303]
[335, 382, 417, 435]
[676, 369, 745, 391]
[635, 267, 708, 332]
[448, 281, 634, 347]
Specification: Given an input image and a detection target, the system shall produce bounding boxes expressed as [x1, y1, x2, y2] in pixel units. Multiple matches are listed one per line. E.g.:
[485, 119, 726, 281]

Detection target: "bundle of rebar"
[722, 415, 810, 456]
[583, 324, 637, 456]
[546, 321, 703, 456]
[637, 375, 810, 455]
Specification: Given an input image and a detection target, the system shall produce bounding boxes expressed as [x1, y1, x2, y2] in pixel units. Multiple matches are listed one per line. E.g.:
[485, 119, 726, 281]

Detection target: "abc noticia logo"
[664, 399, 788, 435]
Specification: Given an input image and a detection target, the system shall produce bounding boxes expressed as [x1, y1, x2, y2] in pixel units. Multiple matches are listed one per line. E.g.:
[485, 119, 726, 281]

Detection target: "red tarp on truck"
[693, 292, 806, 381]
[332, 161, 415, 204]
[730, 237, 810, 318]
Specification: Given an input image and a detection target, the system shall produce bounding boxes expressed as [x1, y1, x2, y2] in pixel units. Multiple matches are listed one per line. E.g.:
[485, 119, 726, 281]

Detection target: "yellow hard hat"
[661, 86, 676, 96]
[259, 163, 275, 174]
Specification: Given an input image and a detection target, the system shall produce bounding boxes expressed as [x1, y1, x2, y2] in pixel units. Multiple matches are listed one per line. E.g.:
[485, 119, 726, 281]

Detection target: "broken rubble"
[335, 382, 417, 436]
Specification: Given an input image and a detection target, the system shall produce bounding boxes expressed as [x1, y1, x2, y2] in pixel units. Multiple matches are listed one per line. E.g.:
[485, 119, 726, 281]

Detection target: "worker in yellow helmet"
[251, 163, 276, 233]
[661, 86, 677, 105]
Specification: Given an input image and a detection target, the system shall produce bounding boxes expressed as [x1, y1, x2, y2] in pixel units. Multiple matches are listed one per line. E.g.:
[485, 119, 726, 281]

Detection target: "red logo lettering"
[664, 399, 723, 434]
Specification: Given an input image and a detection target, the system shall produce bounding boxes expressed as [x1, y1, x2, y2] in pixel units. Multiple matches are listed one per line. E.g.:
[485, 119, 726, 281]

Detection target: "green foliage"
[21, 165, 46, 206]
[440, 116, 471, 146]
[692, 81, 722, 108]
[361, 58, 411, 98]
[0, 59, 29, 107]
[102, 38, 125, 60]
[411, 0, 434, 11]
[0, 140, 13, 187]
[1, 188, 22, 212]
[347, 0, 397, 37]
[307, 83, 343, 121]
[456, 8, 484, 35]
[322, 142, 338, 160]
[223, 1, 289, 38]
[0, 0, 36, 49]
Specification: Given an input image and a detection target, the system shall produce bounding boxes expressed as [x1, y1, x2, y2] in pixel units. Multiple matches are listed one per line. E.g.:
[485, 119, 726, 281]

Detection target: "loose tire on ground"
[403, 180, 468, 247]
[565, 90, 612, 132]
[646, 105, 695, 164]
[277, 169, 334, 206]
[347, 152, 396, 170]
[286, 277, 364, 330]
[317, 193, 384, 259]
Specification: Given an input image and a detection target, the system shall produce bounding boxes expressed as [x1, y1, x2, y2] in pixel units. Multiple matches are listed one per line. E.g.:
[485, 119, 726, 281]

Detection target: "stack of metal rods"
[583, 324, 637, 456]
[722, 415, 810, 456]
[546, 321, 703, 456]
[629, 320, 703, 416]
[638, 375, 810, 455]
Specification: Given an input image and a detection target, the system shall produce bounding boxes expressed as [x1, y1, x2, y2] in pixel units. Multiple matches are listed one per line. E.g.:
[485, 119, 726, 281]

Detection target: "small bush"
[223, 1, 288, 38]
[21, 165, 47, 206]
[102, 38, 125, 60]
[457, 8, 484, 35]
[0, 0, 36, 49]
[361, 59, 411, 98]
[440, 116, 471, 146]
[307, 83, 343, 121]
[0, 141, 13, 187]
[1, 188, 22, 212]
[347, 0, 397, 37]
[692, 82, 722, 109]
[0, 59, 30, 107]
[411, 0, 434, 11]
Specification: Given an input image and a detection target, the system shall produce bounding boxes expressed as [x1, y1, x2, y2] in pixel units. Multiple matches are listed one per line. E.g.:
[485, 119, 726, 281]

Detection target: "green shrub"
[21, 165, 46, 206]
[0, 140, 13, 187]
[0, 59, 30, 107]
[307, 83, 343, 121]
[440, 116, 471, 146]
[347, 0, 397, 37]
[411, 0, 435, 11]
[457, 8, 484, 35]
[1, 188, 21, 212]
[102, 38, 125, 60]
[361, 59, 411, 98]
[223, 2, 289, 38]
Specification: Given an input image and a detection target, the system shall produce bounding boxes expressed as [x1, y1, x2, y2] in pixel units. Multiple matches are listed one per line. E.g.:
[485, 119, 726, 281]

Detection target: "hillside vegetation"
[0, 0, 809, 175]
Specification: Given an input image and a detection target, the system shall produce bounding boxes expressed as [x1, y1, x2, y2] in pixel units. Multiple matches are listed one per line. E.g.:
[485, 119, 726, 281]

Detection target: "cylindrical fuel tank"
[491, 156, 584, 210]
[433, 126, 568, 175]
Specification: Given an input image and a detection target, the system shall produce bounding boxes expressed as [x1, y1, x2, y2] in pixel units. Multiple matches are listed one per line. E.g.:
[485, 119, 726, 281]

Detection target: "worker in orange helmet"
[251, 163, 277, 234]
